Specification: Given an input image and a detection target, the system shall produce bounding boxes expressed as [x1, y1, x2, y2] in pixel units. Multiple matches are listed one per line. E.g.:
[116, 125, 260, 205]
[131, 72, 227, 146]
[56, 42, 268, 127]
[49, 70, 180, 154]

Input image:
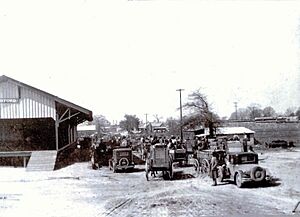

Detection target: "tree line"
[90, 88, 219, 137]
[90, 89, 300, 136]
[228, 104, 300, 121]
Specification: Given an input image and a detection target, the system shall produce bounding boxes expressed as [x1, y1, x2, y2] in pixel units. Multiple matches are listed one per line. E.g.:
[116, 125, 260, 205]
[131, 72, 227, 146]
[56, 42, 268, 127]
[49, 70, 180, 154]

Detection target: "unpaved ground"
[0, 149, 300, 217]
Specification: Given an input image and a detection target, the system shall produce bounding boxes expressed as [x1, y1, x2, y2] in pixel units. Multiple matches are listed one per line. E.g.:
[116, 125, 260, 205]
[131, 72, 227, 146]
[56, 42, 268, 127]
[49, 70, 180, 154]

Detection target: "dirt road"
[0, 149, 299, 217]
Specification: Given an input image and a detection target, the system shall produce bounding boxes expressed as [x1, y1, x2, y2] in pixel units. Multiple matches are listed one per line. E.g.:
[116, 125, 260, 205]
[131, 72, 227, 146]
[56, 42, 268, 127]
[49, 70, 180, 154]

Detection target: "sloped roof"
[196, 127, 255, 137]
[0, 75, 93, 121]
[216, 127, 255, 135]
[151, 122, 164, 128]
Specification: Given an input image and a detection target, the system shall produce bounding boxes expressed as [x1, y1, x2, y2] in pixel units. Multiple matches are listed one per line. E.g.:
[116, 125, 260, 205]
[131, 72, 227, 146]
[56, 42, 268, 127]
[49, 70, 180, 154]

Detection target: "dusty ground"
[0, 148, 300, 217]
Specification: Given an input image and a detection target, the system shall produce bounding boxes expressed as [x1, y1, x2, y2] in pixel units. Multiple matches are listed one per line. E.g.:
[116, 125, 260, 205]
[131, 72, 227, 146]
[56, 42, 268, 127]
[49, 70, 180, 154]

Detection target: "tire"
[217, 167, 224, 182]
[198, 143, 205, 150]
[235, 171, 243, 188]
[119, 158, 129, 167]
[250, 166, 266, 182]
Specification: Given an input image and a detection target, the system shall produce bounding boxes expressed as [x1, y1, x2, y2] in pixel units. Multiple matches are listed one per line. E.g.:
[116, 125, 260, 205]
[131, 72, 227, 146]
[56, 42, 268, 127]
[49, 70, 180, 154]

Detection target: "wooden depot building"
[0, 75, 93, 171]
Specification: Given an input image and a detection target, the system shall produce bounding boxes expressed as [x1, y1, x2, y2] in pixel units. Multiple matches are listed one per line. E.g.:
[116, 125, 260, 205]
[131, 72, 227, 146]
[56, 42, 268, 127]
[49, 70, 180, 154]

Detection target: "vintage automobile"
[109, 147, 135, 172]
[219, 152, 272, 188]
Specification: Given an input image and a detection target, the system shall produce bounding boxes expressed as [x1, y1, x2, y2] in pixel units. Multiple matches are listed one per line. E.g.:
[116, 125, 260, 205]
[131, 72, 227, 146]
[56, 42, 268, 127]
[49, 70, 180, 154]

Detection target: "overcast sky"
[1, 0, 300, 123]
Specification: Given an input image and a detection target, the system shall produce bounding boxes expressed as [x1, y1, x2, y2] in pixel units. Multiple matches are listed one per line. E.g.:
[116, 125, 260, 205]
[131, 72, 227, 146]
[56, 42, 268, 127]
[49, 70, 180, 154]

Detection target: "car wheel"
[235, 171, 243, 188]
[217, 167, 224, 182]
[251, 166, 266, 182]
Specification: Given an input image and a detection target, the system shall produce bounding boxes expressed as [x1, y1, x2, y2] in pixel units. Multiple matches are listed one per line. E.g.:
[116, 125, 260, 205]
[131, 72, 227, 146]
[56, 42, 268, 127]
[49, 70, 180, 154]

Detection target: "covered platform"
[0, 75, 93, 169]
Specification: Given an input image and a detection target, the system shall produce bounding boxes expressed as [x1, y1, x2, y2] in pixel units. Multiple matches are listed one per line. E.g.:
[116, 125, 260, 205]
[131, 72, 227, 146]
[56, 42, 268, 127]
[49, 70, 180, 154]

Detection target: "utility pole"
[145, 113, 148, 134]
[234, 102, 238, 120]
[176, 89, 184, 142]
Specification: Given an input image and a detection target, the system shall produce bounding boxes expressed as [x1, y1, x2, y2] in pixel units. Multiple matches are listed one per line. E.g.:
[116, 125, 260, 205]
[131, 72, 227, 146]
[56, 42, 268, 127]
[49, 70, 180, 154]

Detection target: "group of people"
[90, 135, 129, 169]
[137, 135, 186, 160]
[89, 133, 254, 178]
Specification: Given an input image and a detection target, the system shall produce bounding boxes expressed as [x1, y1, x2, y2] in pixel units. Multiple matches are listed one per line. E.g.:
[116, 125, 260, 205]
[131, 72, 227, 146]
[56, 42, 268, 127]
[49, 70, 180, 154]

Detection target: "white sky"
[1, 0, 300, 123]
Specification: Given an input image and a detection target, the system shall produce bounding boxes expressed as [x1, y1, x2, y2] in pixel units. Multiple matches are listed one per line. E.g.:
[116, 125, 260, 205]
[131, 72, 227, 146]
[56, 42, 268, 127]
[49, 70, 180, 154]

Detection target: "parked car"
[219, 152, 272, 188]
[109, 147, 135, 172]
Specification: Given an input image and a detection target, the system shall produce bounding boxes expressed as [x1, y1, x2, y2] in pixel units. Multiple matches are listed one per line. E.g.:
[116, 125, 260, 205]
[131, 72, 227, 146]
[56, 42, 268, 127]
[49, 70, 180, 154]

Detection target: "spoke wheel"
[235, 171, 243, 188]
[193, 159, 200, 178]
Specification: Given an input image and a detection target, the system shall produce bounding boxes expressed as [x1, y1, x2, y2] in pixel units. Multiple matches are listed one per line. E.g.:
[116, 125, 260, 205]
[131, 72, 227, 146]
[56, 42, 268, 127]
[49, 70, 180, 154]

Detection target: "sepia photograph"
[0, 0, 300, 216]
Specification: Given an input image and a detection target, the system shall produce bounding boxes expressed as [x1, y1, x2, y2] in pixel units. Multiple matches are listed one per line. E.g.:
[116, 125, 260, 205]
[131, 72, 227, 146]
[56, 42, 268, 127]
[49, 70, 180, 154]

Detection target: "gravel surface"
[0, 148, 299, 217]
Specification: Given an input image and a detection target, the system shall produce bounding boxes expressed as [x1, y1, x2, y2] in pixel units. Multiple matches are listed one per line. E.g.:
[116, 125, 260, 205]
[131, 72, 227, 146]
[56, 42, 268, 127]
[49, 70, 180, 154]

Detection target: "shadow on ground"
[220, 177, 282, 188]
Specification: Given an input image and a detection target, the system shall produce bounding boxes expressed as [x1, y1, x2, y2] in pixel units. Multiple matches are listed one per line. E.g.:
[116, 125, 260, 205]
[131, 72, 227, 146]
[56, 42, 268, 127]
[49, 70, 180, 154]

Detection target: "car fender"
[228, 164, 261, 176]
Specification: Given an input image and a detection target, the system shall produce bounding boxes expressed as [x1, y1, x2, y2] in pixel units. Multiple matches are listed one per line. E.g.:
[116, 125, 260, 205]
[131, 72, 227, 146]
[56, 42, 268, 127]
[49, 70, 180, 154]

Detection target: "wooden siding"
[0, 81, 19, 99]
[0, 81, 56, 119]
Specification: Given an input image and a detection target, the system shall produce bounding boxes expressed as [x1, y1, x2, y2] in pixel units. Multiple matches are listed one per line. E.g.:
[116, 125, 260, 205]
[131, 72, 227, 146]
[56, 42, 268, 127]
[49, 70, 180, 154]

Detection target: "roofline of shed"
[0, 75, 93, 121]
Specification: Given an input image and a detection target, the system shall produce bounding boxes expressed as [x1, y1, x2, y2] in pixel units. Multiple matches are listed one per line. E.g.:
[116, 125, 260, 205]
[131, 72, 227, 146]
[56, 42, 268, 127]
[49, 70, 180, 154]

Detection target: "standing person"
[98, 138, 106, 167]
[242, 133, 248, 152]
[210, 151, 219, 186]
[120, 136, 128, 147]
[90, 141, 99, 170]
[222, 137, 229, 152]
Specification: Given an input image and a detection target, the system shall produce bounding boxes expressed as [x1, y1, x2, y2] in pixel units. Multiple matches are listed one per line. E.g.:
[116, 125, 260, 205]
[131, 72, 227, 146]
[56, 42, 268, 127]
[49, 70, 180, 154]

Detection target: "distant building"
[183, 127, 205, 139]
[254, 116, 299, 123]
[197, 127, 255, 146]
[77, 123, 97, 138]
[151, 122, 168, 134]
[138, 122, 168, 134]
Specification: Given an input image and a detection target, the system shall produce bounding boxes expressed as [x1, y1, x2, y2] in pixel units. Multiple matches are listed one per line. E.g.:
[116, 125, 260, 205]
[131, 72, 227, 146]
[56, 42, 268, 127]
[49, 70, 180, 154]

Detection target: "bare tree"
[183, 89, 219, 137]
[247, 103, 263, 120]
[153, 114, 163, 123]
[92, 115, 111, 135]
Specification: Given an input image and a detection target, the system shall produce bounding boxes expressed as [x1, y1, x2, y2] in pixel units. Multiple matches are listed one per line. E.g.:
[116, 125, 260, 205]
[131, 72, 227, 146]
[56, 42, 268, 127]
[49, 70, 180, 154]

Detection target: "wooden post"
[23, 157, 26, 168]
[55, 114, 59, 151]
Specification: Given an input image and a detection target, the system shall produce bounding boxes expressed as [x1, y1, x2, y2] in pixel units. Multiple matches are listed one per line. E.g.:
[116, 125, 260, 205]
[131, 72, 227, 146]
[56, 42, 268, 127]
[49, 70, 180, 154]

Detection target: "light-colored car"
[220, 152, 272, 188]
